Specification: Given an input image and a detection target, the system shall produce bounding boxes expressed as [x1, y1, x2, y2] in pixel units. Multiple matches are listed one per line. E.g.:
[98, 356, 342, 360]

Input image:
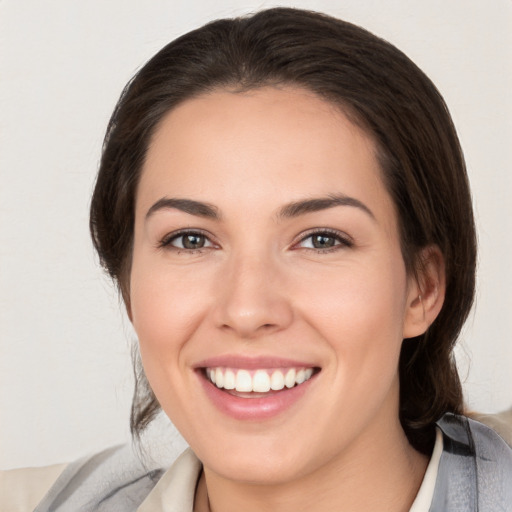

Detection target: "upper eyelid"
[159, 228, 216, 247]
[158, 227, 353, 248]
[294, 228, 353, 245]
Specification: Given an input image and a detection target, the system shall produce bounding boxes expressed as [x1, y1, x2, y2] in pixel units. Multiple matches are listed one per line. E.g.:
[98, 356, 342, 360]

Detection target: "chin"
[193, 428, 326, 485]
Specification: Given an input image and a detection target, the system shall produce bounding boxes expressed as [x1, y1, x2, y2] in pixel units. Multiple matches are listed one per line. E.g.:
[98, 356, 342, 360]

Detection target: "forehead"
[137, 86, 393, 224]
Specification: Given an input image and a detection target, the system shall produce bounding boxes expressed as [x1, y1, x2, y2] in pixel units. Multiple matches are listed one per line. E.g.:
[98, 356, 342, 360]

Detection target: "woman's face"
[130, 87, 422, 483]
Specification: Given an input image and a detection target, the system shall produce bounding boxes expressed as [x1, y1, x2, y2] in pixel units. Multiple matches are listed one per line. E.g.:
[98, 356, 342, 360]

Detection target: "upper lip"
[193, 355, 319, 370]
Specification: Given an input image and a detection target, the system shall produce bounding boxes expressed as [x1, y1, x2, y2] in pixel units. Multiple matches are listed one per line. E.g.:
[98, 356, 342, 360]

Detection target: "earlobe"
[403, 245, 446, 339]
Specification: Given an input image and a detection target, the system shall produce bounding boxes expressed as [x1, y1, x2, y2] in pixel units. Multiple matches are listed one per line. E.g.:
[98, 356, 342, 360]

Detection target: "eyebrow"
[277, 194, 375, 220]
[146, 198, 220, 220]
[145, 193, 375, 222]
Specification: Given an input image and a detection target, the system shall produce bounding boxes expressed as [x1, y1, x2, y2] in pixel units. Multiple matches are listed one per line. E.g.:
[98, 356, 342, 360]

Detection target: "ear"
[402, 245, 446, 339]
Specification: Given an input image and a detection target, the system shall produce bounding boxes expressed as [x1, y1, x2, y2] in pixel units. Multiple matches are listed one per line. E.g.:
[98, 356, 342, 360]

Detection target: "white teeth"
[270, 370, 285, 391]
[224, 369, 236, 390]
[206, 366, 315, 393]
[253, 370, 271, 392]
[235, 370, 253, 392]
[215, 368, 224, 388]
[285, 368, 296, 388]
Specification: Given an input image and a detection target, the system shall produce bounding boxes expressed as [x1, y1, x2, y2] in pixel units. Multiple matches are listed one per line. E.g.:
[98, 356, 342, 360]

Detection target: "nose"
[212, 252, 294, 339]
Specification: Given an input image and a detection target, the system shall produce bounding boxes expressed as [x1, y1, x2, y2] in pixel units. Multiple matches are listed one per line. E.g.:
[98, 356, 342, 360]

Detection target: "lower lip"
[198, 371, 317, 420]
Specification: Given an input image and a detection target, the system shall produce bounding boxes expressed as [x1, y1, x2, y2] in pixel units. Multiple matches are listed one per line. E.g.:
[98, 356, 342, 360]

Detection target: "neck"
[194, 415, 428, 512]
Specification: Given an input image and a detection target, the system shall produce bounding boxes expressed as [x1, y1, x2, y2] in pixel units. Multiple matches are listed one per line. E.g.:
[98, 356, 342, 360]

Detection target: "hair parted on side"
[90, 7, 476, 455]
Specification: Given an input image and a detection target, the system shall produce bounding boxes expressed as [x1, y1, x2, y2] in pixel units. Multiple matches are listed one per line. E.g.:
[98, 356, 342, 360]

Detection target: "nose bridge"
[213, 246, 292, 338]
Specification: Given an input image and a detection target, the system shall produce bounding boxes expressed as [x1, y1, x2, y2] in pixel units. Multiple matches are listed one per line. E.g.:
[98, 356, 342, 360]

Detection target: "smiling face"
[129, 87, 427, 485]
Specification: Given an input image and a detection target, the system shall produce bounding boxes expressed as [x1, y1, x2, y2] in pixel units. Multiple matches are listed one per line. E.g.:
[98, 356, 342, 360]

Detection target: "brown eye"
[162, 231, 213, 250]
[297, 230, 353, 251]
[182, 233, 206, 249]
[311, 234, 337, 249]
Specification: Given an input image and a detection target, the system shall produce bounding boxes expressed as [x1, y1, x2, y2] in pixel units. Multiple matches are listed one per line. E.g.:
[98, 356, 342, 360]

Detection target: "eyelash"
[294, 228, 354, 253]
[157, 228, 353, 254]
[158, 229, 214, 254]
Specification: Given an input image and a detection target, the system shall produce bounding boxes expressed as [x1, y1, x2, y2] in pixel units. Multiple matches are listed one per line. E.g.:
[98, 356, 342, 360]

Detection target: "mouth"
[203, 366, 318, 397]
[196, 360, 320, 420]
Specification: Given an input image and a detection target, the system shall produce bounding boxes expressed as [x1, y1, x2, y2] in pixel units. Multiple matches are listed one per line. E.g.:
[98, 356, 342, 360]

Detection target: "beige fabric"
[409, 428, 443, 512]
[137, 448, 201, 512]
[470, 407, 512, 446]
[0, 463, 67, 512]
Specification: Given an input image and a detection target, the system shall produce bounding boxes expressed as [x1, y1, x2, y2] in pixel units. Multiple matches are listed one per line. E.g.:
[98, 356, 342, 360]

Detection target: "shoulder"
[431, 413, 512, 511]
[3, 444, 167, 512]
[0, 463, 67, 512]
[469, 407, 512, 446]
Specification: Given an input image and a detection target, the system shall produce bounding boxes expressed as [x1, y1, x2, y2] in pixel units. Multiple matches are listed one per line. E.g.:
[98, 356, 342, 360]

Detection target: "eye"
[160, 230, 214, 251]
[296, 229, 353, 251]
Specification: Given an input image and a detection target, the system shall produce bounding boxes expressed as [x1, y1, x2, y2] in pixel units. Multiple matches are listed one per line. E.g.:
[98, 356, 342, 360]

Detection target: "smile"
[205, 367, 315, 393]
[197, 360, 320, 420]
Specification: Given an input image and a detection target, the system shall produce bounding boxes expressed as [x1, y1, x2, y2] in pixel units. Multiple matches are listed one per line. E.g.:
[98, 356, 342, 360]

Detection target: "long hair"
[90, 7, 476, 455]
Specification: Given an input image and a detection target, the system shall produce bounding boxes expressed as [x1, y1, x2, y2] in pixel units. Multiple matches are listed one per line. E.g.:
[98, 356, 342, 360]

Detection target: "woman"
[3, 7, 512, 512]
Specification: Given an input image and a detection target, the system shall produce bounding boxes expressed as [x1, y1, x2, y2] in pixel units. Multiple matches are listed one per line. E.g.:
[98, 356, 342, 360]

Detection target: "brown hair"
[90, 7, 476, 455]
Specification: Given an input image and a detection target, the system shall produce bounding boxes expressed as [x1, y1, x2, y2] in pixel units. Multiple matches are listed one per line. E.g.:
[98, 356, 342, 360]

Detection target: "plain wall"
[1, 0, 511, 469]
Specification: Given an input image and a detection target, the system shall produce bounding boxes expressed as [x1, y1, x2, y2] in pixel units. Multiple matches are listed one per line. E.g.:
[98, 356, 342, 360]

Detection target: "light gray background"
[1, 0, 511, 469]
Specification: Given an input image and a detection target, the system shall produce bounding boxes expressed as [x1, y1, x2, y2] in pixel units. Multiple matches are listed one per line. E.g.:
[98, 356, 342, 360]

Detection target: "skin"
[129, 87, 445, 511]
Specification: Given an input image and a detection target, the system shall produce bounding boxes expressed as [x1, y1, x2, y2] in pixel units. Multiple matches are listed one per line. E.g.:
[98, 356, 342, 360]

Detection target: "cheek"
[298, 257, 408, 386]
[128, 264, 208, 423]
[130, 249, 209, 338]
[128, 255, 209, 394]
[299, 255, 408, 335]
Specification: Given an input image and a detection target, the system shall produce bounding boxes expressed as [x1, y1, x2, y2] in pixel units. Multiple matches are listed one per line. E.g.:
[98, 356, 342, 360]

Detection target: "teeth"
[285, 368, 296, 388]
[270, 370, 285, 391]
[224, 369, 235, 390]
[236, 370, 253, 392]
[253, 370, 271, 392]
[206, 367, 315, 393]
[215, 368, 224, 388]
